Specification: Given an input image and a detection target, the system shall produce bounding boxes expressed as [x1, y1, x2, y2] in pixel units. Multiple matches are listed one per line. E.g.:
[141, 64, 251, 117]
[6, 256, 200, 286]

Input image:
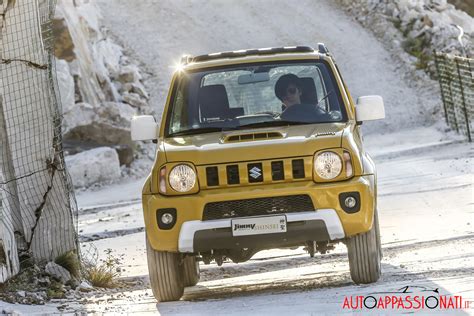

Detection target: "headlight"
[314, 151, 342, 180]
[169, 164, 196, 192]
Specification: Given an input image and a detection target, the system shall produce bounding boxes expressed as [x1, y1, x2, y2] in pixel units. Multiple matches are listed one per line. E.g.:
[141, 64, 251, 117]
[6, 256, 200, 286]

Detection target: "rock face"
[55, 58, 75, 113]
[53, 0, 152, 179]
[65, 147, 121, 188]
[335, 0, 474, 73]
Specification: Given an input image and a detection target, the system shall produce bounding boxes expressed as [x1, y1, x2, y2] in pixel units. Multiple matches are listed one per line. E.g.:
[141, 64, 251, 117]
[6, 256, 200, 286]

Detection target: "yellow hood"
[163, 123, 346, 165]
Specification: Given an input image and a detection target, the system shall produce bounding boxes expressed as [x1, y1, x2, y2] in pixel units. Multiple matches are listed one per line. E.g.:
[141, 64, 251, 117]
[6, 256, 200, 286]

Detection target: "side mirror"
[131, 115, 158, 141]
[355, 95, 385, 122]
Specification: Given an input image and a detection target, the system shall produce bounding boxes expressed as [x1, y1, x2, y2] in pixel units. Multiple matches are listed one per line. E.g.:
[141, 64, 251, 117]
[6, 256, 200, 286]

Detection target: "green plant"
[46, 280, 65, 299]
[55, 251, 81, 278]
[402, 36, 432, 70]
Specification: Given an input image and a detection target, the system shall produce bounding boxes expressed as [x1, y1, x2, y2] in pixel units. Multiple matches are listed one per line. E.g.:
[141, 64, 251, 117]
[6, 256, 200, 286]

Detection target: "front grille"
[202, 194, 314, 220]
[198, 156, 312, 189]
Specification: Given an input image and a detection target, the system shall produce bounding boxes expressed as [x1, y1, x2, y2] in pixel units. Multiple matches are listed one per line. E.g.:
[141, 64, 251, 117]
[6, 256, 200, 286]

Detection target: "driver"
[275, 73, 331, 123]
[274, 74, 303, 111]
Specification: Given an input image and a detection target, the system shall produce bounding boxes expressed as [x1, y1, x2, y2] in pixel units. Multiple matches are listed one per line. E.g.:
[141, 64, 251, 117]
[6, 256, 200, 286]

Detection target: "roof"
[180, 44, 330, 67]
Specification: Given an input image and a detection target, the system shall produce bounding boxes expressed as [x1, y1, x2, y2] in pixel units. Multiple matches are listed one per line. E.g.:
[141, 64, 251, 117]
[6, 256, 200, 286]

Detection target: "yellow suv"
[131, 45, 385, 302]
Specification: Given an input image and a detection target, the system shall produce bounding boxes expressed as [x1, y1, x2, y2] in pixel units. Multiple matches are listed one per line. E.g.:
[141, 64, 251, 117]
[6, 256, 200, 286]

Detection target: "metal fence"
[0, 0, 77, 282]
[434, 52, 474, 142]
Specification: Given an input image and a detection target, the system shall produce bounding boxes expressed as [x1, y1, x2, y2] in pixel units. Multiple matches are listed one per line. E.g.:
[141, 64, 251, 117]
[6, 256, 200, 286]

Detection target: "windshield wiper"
[168, 127, 226, 137]
[236, 120, 309, 129]
[316, 90, 333, 111]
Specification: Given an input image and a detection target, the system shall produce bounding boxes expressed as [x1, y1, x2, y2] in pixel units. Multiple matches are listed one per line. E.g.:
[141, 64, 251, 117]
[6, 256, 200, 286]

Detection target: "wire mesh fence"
[434, 52, 474, 142]
[0, 0, 77, 282]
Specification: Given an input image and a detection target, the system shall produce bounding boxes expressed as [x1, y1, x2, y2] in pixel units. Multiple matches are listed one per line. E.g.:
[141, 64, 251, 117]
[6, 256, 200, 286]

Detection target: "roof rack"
[317, 43, 330, 55]
[181, 46, 318, 64]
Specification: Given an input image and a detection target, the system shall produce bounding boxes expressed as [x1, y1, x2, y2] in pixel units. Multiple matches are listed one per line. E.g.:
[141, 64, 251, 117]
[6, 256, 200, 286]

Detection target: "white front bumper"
[178, 209, 345, 253]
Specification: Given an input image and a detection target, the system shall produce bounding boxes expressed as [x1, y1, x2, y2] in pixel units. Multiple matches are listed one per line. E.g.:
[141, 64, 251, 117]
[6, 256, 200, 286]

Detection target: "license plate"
[231, 215, 287, 236]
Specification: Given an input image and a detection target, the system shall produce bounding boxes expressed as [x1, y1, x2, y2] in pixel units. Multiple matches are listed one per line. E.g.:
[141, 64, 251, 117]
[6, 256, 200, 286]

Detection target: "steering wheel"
[280, 103, 331, 123]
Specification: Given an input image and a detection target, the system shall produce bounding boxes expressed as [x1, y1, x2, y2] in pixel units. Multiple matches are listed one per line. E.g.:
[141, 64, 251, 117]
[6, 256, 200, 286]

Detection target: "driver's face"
[282, 84, 301, 107]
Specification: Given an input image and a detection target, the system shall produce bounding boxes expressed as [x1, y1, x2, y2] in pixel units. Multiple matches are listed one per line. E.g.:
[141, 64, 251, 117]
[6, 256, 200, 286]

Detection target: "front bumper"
[143, 175, 375, 252]
[179, 209, 345, 253]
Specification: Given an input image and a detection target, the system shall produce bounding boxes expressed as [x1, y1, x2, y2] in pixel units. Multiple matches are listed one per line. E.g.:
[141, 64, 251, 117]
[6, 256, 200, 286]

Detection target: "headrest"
[198, 84, 230, 120]
[300, 77, 318, 104]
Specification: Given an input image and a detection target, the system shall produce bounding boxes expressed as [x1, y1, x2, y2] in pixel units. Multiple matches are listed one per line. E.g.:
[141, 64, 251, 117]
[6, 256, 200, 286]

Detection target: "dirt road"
[96, 0, 440, 134]
[65, 133, 472, 315]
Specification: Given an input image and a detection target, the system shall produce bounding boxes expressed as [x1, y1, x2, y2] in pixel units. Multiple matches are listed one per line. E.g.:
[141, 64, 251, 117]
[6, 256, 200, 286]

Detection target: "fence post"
[434, 52, 450, 125]
[455, 58, 472, 142]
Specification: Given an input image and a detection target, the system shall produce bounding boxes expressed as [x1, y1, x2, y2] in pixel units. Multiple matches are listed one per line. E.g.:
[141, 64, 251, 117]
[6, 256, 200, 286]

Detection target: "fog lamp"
[157, 208, 177, 229]
[344, 196, 357, 208]
[161, 213, 174, 225]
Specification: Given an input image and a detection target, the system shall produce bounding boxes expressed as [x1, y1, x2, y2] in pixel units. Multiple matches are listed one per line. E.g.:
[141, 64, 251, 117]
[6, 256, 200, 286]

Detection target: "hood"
[163, 123, 347, 165]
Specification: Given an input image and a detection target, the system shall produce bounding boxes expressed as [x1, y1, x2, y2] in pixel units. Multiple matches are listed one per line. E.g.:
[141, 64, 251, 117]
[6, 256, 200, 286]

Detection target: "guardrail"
[434, 52, 473, 142]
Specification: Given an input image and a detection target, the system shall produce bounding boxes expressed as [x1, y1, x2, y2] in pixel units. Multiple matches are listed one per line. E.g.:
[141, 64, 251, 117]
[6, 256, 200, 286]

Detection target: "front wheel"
[347, 210, 382, 284]
[146, 238, 184, 302]
[183, 255, 200, 286]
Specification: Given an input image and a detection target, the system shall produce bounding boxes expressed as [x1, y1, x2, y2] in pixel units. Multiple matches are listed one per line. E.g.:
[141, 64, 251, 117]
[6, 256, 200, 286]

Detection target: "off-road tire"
[183, 255, 200, 286]
[146, 238, 184, 302]
[347, 210, 382, 284]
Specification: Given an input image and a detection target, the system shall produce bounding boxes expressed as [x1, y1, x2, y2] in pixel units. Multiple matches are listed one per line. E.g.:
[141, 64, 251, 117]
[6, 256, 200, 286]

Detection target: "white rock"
[122, 92, 148, 108]
[95, 38, 123, 78]
[118, 65, 142, 83]
[131, 82, 150, 100]
[446, 9, 474, 34]
[66, 147, 121, 188]
[119, 82, 133, 94]
[63, 102, 136, 146]
[78, 280, 94, 292]
[45, 262, 72, 283]
[55, 58, 75, 113]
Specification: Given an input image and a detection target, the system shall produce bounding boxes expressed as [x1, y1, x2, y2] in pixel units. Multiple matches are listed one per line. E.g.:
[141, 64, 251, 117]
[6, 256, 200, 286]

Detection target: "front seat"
[198, 84, 233, 122]
[299, 77, 318, 105]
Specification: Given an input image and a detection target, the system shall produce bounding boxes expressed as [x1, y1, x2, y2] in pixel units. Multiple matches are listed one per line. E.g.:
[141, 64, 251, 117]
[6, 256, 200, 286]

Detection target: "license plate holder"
[231, 215, 287, 236]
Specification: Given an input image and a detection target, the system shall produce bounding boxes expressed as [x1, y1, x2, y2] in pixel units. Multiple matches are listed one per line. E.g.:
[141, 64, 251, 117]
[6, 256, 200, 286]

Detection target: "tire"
[146, 238, 184, 302]
[183, 255, 200, 286]
[347, 210, 382, 284]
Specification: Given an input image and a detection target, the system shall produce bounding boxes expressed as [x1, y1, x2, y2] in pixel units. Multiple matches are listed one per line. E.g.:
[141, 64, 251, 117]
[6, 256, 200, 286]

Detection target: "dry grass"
[83, 265, 119, 288]
[82, 248, 121, 288]
[55, 251, 81, 278]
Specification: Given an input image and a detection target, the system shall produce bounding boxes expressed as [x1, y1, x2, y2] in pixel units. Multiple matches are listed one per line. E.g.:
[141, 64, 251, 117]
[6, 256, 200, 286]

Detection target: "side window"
[312, 67, 328, 110]
[169, 80, 188, 133]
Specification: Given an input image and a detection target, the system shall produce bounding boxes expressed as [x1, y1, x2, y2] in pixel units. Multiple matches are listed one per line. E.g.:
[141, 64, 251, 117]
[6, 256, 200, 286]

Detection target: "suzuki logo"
[249, 166, 262, 179]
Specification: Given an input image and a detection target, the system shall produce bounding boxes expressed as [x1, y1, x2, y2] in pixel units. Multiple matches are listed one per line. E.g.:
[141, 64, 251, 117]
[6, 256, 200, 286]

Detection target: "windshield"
[165, 60, 347, 136]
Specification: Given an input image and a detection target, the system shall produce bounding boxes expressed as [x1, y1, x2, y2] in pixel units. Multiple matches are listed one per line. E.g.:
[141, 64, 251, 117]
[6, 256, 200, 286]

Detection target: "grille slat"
[206, 166, 219, 186]
[271, 161, 284, 181]
[292, 159, 305, 179]
[203, 195, 314, 220]
[226, 165, 240, 185]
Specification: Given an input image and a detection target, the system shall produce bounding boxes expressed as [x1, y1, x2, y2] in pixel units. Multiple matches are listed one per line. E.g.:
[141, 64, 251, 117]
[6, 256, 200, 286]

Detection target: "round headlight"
[169, 164, 196, 192]
[314, 151, 342, 180]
